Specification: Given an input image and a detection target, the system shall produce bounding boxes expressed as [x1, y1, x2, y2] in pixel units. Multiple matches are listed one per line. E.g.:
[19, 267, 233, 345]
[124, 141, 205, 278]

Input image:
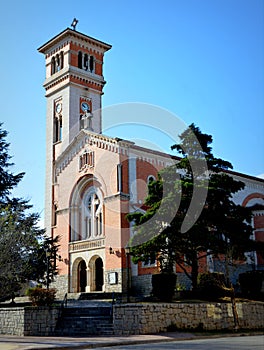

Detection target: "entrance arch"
[95, 257, 103, 291]
[77, 260, 87, 292]
[88, 255, 104, 292]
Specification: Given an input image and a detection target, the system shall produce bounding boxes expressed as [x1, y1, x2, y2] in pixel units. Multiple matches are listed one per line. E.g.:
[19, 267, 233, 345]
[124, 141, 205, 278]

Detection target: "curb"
[22, 331, 264, 350]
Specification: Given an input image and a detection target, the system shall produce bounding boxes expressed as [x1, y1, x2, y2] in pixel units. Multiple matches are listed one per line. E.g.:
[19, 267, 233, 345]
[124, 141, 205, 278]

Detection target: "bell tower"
[38, 25, 111, 234]
[38, 26, 111, 145]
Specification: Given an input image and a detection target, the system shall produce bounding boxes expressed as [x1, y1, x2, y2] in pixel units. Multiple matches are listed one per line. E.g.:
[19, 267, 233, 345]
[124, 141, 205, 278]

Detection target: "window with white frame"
[81, 189, 103, 240]
[146, 175, 156, 195]
[147, 175, 156, 184]
[142, 254, 156, 267]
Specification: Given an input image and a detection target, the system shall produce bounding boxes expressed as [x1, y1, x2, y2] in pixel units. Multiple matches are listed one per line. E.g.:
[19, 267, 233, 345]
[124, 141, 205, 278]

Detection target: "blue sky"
[0, 0, 263, 222]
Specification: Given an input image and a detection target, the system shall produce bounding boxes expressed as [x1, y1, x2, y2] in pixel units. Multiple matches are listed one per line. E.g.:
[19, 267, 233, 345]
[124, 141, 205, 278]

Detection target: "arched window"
[147, 175, 156, 195]
[78, 51, 83, 69]
[51, 52, 64, 75]
[59, 117, 62, 140]
[82, 189, 103, 240]
[79, 114, 84, 130]
[89, 55, 94, 72]
[56, 54, 60, 72]
[51, 57, 56, 75]
[54, 116, 62, 143]
[83, 53, 88, 70]
[147, 175, 156, 184]
[60, 51, 64, 69]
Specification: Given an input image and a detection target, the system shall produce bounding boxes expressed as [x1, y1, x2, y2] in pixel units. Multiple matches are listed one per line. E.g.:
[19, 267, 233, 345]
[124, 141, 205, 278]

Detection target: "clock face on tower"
[55, 102, 62, 114]
[81, 102, 90, 112]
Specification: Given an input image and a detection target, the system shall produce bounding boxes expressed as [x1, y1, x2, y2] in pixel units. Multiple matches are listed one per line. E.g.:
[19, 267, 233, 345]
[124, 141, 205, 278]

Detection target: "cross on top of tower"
[71, 18, 78, 31]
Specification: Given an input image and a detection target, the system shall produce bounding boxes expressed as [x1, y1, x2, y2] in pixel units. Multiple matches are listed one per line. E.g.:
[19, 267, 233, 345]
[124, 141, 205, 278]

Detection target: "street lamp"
[125, 246, 131, 303]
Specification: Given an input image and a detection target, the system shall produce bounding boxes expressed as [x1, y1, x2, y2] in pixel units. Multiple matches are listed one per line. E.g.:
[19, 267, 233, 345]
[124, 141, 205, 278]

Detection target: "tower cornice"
[43, 65, 106, 93]
[38, 28, 112, 55]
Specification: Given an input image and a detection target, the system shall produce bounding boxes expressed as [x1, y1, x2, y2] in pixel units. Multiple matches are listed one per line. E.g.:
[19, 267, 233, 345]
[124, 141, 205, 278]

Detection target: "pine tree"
[0, 124, 24, 204]
[0, 123, 58, 300]
[128, 124, 261, 291]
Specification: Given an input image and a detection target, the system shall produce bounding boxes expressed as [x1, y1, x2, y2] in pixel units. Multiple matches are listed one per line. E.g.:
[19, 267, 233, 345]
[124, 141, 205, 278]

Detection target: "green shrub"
[197, 272, 231, 300]
[26, 287, 56, 306]
[152, 273, 177, 301]
[239, 270, 264, 297]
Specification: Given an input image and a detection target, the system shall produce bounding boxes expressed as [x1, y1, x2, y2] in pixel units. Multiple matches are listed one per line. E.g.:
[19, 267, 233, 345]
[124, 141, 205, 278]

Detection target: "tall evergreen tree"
[128, 124, 260, 290]
[0, 123, 58, 300]
[0, 124, 24, 204]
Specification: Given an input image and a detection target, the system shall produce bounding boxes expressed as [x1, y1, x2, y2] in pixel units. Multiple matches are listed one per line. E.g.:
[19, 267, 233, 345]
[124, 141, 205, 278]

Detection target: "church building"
[38, 26, 264, 297]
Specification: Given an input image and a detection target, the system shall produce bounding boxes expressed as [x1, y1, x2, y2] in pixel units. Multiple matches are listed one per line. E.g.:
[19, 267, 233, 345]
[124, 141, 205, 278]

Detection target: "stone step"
[63, 306, 112, 316]
[55, 320, 113, 336]
[55, 327, 114, 336]
[60, 316, 112, 326]
[65, 300, 112, 308]
[54, 304, 114, 336]
[77, 292, 122, 301]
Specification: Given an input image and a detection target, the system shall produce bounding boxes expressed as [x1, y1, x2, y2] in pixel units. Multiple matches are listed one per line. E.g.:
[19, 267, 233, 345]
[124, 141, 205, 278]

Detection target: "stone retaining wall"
[0, 308, 25, 336]
[0, 307, 60, 336]
[0, 302, 263, 336]
[113, 302, 264, 335]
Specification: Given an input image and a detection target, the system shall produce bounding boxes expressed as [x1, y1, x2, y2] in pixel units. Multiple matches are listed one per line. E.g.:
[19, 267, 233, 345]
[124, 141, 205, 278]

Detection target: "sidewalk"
[1, 331, 263, 350]
[0, 332, 198, 350]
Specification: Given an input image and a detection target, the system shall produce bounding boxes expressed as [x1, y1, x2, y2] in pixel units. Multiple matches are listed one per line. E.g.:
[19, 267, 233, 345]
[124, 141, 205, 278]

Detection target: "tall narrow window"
[59, 117, 62, 141]
[147, 175, 156, 195]
[60, 51, 64, 69]
[80, 115, 84, 130]
[51, 57, 55, 75]
[54, 116, 62, 143]
[117, 164, 122, 192]
[56, 54, 60, 72]
[89, 55, 94, 72]
[51, 51, 64, 75]
[54, 118, 59, 142]
[82, 191, 103, 240]
[83, 53, 88, 70]
[53, 203, 58, 226]
[98, 212, 102, 236]
[78, 51, 83, 69]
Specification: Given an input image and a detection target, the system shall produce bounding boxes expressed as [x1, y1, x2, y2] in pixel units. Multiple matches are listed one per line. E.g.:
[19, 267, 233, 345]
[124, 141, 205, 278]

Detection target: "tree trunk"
[230, 283, 239, 331]
[225, 254, 239, 330]
[191, 255, 199, 291]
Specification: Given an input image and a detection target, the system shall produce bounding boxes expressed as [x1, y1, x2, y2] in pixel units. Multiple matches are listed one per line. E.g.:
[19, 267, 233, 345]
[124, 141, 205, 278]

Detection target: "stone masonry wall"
[113, 302, 264, 335]
[0, 307, 60, 336]
[1, 302, 263, 336]
[23, 307, 60, 336]
[131, 275, 152, 297]
[50, 275, 68, 299]
[0, 308, 25, 336]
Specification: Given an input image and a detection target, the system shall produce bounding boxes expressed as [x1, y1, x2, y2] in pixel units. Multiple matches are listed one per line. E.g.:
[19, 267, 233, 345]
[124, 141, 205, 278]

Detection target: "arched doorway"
[88, 255, 104, 292]
[95, 257, 103, 291]
[77, 260, 87, 292]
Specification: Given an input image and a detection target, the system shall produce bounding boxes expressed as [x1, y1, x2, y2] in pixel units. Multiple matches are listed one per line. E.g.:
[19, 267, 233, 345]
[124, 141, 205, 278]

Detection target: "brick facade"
[38, 28, 264, 298]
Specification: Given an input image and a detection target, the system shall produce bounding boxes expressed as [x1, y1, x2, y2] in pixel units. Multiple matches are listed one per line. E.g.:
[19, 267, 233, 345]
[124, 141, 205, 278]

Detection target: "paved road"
[92, 335, 264, 350]
[0, 334, 263, 350]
